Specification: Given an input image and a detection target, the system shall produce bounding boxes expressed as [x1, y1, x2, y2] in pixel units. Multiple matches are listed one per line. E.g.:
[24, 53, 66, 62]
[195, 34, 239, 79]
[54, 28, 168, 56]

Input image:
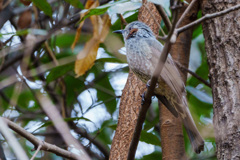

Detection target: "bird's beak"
[113, 30, 123, 34]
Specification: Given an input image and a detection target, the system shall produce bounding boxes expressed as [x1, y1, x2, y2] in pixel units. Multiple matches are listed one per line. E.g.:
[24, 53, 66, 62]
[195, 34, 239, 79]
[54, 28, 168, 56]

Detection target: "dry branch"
[177, 3, 240, 34]
[2, 117, 80, 160]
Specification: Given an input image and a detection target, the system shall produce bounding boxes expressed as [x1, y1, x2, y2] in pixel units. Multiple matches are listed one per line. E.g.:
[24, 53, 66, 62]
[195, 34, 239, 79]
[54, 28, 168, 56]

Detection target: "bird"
[113, 21, 204, 154]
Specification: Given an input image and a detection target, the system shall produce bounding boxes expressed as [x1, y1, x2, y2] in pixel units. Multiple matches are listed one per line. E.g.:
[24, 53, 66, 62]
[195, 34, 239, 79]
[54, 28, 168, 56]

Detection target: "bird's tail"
[182, 109, 204, 154]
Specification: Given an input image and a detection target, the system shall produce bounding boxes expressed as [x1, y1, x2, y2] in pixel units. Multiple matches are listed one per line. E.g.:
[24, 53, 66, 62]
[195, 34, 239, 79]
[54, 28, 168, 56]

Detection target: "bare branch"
[155, 5, 172, 31]
[30, 142, 43, 160]
[2, 117, 80, 160]
[177, 3, 240, 34]
[36, 92, 91, 160]
[174, 61, 211, 88]
[0, 117, 28, 160]
[175, 0, 198, 28]
[119, 14, 128, 26]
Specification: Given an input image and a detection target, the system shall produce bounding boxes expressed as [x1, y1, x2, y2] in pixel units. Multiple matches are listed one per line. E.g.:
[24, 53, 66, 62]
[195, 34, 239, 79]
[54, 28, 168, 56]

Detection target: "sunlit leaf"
[75, 14, 111, 76]
[71, 0, 99, 50]
[186, 86, 212, 104]
[80, 7, 109, 23]
[188, 92, 213, 118]
[108, 1, 141, 16]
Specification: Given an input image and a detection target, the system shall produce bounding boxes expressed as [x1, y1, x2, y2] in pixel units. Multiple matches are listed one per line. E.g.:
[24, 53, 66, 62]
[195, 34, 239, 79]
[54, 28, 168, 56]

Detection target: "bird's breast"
[125, 38, 154, 82]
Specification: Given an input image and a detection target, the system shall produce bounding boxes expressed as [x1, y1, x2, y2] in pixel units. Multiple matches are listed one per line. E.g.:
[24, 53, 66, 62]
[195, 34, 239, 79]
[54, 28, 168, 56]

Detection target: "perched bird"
[113, 21, 204, 153]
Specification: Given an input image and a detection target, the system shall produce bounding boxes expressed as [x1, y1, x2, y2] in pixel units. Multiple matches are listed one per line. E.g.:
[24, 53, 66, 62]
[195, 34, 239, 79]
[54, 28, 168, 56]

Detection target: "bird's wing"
[146, 38, 186, 104]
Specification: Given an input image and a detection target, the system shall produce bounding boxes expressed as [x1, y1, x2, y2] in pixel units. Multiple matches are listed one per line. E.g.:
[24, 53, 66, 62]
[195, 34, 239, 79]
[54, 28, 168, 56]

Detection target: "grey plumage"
[115, 21, 204, 153]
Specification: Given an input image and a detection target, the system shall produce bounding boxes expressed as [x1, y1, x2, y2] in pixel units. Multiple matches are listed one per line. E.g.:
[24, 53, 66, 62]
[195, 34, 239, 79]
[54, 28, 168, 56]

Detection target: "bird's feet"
[141, 92, 146, 105]
[146, 80, 159, 88]
[140, 91, 152, 105]
[146, 80, 151, 88]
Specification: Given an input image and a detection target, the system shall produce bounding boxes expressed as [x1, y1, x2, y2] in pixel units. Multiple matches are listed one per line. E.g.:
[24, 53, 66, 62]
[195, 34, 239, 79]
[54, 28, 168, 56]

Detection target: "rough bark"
[159, 1, 199, 159]
[109, 2, 161, 159]
[201, 0, 240, 159]
[109, 71, 145, 160]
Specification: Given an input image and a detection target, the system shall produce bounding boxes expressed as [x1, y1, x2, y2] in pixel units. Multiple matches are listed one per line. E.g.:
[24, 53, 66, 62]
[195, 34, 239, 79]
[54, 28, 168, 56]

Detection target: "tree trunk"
[201, 1, 240, 159]
[159, 1, 199, 159]
[109, 1, 161, 159]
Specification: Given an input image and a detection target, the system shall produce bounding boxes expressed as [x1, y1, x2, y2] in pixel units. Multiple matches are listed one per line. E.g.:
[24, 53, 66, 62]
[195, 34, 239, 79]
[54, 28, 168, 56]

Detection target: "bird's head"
[113, 21, 154, 41]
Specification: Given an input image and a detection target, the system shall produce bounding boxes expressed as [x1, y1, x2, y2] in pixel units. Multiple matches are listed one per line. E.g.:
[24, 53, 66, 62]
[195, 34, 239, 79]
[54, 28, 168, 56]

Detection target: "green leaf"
[31, 0, 52, 17]
[64, 0, 84, 9]
[140, 130, 161, 146]
[186, 86, 212, 104]
[79, 0, 130, 23]
[101, 119, 117, 130]
[188, 91, 213, 118]
[95, 127, 112, 145]
[55, 34, 76, 47]
[55, 33, 91, 47]
[90, 63, 117, 115]
[187, 41, 209, 87]
[80, 7, 109, 23]
[64, 75, 85, 106]
[95, 75, 116, 115]
[192, 24, 202, 39]
[137, 151, 162, 160]
[18, 90, 39, 110]
[46, 62, 74, 83]
[0, 86, 14, 110]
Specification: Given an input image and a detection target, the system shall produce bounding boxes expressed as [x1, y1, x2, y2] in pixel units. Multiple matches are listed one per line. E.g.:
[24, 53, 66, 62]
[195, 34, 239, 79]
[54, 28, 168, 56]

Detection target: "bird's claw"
[141, 92, 146, 105]
[141, 91, 152, 105]
[146, 80, 159, 88]
[146, 80, 151, 88]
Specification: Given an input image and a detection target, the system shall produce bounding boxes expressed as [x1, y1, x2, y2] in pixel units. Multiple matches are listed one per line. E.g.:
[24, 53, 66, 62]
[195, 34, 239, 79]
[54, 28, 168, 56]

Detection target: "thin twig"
[155, 4, 172, 31]
[30, 142, 43, 160]
[177, 3, 240, 34]
[44, 41, 59, 66]
[174, 61, 211, 88]
[157, 35, 168, 41]
[143, 3, 166, 36]
[0, 117, 28, 160]
[175, 0, 198, 28]
[119, 14, 128, 26]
